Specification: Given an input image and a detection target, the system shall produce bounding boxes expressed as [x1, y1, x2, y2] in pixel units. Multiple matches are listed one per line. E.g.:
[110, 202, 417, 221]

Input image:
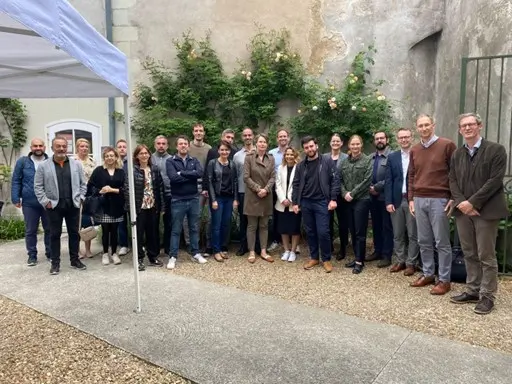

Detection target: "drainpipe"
[105, 0, 116, 145]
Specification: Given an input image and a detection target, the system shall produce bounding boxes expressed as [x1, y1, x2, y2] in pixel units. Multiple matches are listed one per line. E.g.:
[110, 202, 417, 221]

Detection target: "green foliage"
[290, 46, 395, 149]
[0, 99, 28, 166]
[132, 29, 307, 149]
[132, 31, 395, 152]
[0, 218, 25, 241]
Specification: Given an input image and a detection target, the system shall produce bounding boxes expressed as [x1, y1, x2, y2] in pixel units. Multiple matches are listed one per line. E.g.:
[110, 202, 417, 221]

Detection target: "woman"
[87, 147, 125, 265]
[243, 134, 275, 263]
[275, 147, 301, 262]
[205, 140, 239, 262]
[75, 138, 96, 259]
[325, 133, 349, 260]
[125, 144, 165, 271]
[339, 135, 372, 274]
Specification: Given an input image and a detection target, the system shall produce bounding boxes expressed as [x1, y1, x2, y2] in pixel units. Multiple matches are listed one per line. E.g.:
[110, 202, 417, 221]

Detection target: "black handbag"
[83, 194, 104, 217]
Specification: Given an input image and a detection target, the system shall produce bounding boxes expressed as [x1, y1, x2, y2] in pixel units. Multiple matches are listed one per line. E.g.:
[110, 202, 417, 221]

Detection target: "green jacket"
[339, 154, 372, 200]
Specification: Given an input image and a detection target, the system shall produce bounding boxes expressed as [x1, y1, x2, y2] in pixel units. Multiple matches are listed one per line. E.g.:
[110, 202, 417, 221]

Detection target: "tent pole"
[123, 96, 142, 313]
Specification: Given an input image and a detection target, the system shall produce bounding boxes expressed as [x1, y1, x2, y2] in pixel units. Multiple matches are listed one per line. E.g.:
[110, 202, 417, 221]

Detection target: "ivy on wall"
[132, 29, 394, 150]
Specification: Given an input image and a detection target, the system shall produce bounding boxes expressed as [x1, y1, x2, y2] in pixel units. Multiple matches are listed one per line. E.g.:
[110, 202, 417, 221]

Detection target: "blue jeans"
[23, 205, 51, 259]
[210, 195, 234, 253]
[170, 197, 200, 258]
[301, 198, 331, 262]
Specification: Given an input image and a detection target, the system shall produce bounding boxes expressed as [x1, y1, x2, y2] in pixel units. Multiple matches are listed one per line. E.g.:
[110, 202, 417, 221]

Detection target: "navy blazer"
[384, 150, 407, 208]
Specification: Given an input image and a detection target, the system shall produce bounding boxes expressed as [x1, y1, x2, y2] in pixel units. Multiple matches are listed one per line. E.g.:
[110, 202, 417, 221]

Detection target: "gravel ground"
[168, 244, 512, 354]
[0, 296, 192, 384]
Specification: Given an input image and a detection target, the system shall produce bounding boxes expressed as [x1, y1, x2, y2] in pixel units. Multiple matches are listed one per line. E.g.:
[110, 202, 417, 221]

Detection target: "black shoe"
[204, 247, 213, 256]
[352, 263, 364, 274]
[345, 260, 356, 268]
[474, 297, 494, 315]
[335, 252, 346, 261]
[377, 259, 392, 268]
[236, 247, 248, 256]
[365, 252, 381, 262]
[71, 260, 87, 270]
[450, 292, 479, 304]
[148, 259, 163, 267]
[50, 264, 60, 275]
[27, 257, 37, 267]
[138, 261, 146, 271]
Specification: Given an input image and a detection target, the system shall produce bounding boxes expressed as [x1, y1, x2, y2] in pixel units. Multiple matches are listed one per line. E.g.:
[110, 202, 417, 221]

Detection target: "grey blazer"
[34, 157, 87, 209]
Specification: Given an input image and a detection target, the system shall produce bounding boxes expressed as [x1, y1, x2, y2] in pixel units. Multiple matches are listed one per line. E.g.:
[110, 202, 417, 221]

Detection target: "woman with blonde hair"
[339, 134, 372, 274]
[243, 133, 276, 263]
[275, 146, 301, 262]
[87, 147, 125, 265]
[75, 138, 96, 258]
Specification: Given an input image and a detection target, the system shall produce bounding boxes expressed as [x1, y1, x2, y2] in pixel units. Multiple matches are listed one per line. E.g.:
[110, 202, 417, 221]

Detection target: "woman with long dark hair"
[125, 144, 165, 271]
[205, 140, 239, 262]
[339, 135, 372, 274]
[87, 147, 125, 265]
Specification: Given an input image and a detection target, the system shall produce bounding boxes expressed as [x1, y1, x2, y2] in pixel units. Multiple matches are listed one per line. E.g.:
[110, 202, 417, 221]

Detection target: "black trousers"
[47, 201, 80, 265]
[341, 199, 371, 263]
[329, 196, 349, 257]
[370, 197, 394, 260]
[136, 208, 159, 261]
[157, 197, 172, 255]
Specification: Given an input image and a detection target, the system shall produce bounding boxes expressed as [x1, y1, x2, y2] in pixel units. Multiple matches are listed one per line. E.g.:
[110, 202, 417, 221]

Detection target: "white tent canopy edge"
[0, 0, 142, 313]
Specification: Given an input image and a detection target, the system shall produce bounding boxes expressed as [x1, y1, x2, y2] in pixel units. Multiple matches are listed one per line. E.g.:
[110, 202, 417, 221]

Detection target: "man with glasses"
[384, 128, 420, 276]
[408, 114, 457, 295]
[449, 113, 508, 314]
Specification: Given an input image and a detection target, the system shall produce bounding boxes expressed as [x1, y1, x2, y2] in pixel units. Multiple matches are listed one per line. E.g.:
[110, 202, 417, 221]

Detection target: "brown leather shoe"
[323, 261, 333, 273]
[430, 282, 451, 295]
[410, 275, 435, 287]
[403, 266, 416, 276]
[304, 259, 320, 270]
[390, 263, 406, 273]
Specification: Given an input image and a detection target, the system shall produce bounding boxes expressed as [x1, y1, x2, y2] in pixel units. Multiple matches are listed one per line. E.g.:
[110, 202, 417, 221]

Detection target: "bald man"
[11, 138, 51, 266]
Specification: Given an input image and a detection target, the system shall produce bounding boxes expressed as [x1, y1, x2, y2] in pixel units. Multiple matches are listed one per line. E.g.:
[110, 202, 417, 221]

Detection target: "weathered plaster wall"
[435, 0, 512, 146]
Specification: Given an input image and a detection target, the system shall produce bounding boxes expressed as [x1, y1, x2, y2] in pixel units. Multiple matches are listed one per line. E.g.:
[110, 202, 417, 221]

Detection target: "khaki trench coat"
[243, 152, 275, 216]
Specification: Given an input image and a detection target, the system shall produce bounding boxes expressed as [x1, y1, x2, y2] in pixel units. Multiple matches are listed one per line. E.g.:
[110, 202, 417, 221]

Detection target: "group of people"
[11, 112, 507, 314]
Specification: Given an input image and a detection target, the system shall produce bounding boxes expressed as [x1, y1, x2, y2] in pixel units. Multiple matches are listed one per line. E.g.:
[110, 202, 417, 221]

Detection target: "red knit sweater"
[407, 137, 457, 201]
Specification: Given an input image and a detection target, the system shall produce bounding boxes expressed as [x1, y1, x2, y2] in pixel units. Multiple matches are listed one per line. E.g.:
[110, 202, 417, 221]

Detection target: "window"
[46, 119, 102, 161]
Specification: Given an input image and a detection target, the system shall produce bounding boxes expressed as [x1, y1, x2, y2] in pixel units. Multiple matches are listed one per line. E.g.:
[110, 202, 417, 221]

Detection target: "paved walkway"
[1, 237, 511, 384]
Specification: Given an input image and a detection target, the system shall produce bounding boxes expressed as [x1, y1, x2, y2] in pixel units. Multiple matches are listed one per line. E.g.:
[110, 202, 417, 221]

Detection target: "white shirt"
[464, 137, 482, 157]
[30, 155, 45, 171]
[421, 134, 439, 148]
[401, 150, 410, 194]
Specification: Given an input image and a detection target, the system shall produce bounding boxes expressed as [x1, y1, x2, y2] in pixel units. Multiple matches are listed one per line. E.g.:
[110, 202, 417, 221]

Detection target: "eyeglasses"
[397, 136, 411, 140]
[417, 123, 431, 129]
[459, 123, 479, 129]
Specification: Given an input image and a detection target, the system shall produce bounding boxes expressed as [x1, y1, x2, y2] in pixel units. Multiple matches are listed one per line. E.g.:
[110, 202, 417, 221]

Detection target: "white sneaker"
[267, 241, 280, 252]
[118, 247, 129, 256]
[288, 251, 297, 262]
[112, 253, 121, 265]
[191, 253, 208, 264]
[102, 253, 110, 265]
[281, 251, 290, 261]
[167, 257, 177, 270]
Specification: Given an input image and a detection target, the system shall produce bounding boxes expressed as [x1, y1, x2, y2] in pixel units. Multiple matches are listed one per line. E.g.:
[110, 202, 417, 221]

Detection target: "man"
[152, 135, 172, 256]
[166, 135, 207, 269]
[384, 128, 420, 276]
[11, 138, 51, 266]
[34, 136, 87, 275]
[184, 123, 212, 253]
[268, 129, 291, 252]
[233, 127, 255, 256]
[202, 128, 236, 253]
[408, 114, 457, 295]
[292, 136, 339, 273]
[116, 138, 130, 256]
[449, 113, 508, 314]
[366, 131, 393, 268]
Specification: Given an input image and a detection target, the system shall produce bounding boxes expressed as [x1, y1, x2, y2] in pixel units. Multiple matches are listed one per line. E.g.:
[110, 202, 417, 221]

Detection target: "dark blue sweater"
[166, 155, 203, 200]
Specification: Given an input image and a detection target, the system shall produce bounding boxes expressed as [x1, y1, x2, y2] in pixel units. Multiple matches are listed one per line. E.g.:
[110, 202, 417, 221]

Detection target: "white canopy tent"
[0, 0, 142, 312]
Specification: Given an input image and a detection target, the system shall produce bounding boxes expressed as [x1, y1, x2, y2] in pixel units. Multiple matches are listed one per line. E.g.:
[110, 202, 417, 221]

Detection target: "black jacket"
[167, 155, 202, 200]
[86, 166, 126, 219]
[202, 142, 238, 191]
[125, 164, 164, 214]
[205, 158, 239, 203]
[292, 154, 340, 206]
